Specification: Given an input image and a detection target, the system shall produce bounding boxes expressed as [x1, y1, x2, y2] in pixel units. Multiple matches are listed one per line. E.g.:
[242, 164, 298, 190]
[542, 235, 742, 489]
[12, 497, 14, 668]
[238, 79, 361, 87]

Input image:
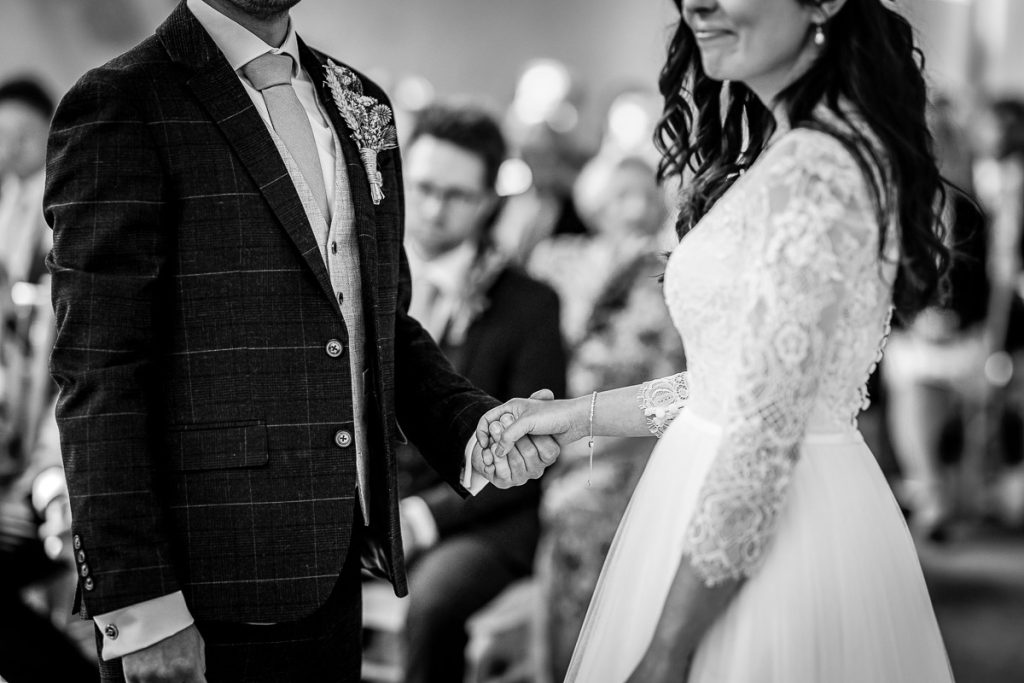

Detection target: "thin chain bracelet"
[587, 391, 597, 487]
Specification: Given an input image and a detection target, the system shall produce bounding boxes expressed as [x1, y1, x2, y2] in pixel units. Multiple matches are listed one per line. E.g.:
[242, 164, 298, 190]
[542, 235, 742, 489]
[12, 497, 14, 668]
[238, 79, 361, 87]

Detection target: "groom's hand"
[471, 433, 558, 489]
[122, 624, 206, 683]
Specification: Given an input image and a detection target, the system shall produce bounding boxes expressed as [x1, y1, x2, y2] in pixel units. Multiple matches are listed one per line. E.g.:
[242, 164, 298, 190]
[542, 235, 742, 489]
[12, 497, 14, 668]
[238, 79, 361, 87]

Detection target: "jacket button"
[325, 339, 344, 358]
[334, 429, 352, 448]
[83, 577, 95, 591]
[104, 624, 119, 640]
[73, 535, 82, 550]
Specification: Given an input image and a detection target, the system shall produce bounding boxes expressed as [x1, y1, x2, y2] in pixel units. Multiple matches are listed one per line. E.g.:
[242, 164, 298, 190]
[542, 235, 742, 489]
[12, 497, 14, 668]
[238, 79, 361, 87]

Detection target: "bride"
[474, 0, 956, 680]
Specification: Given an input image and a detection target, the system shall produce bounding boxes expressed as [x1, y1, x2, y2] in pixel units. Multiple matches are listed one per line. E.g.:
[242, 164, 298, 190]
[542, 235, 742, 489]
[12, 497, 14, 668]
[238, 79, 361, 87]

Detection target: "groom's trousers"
[97, 523, 364, 683]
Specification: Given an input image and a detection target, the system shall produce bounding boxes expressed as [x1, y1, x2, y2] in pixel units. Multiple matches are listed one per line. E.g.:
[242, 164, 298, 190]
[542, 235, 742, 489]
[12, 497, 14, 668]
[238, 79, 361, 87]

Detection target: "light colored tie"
[242, 53, 330, 222]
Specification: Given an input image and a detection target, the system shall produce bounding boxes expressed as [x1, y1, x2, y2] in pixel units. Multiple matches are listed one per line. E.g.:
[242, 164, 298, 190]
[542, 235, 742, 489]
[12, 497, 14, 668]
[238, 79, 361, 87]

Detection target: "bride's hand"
[475, 390, 590, 460]
[471, 390, 564, 488]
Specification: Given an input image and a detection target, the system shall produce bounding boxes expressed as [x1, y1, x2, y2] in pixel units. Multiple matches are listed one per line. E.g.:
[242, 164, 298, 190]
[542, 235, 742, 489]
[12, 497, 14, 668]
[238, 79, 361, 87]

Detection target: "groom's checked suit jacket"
[44, 2, 497, 625]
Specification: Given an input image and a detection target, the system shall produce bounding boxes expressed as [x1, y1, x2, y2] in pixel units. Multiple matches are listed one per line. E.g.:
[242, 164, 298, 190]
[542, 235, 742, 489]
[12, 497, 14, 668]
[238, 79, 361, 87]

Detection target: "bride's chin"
[699, 60, 729, 83]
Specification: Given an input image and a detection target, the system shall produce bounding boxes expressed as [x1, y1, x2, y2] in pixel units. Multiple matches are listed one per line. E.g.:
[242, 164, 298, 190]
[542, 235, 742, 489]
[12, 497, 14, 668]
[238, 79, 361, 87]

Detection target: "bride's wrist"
[570, 393, 594, 442]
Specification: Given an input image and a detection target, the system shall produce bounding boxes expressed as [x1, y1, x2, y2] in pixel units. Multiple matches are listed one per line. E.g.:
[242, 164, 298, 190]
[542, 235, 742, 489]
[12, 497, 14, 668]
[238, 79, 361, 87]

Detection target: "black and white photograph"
[1, 0, 1023, 681]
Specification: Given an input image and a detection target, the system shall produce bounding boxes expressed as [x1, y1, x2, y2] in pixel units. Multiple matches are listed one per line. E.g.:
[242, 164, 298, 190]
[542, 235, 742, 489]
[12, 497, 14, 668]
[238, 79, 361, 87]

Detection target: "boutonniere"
[323, 60, 398, 205]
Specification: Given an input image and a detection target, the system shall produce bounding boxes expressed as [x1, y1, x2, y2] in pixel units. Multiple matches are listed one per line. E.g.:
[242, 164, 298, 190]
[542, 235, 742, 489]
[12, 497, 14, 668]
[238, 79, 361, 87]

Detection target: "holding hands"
[471, 389, 590, 488]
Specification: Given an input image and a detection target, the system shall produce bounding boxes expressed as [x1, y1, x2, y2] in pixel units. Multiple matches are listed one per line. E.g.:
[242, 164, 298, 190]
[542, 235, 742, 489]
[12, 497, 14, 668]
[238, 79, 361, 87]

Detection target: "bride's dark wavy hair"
[656, 0, 950, 318]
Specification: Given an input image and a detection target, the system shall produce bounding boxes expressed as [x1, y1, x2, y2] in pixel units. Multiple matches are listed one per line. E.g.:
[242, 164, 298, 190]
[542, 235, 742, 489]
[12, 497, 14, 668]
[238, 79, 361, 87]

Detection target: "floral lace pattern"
[663, 128, 896, 586]
[636, 372, 689, 437]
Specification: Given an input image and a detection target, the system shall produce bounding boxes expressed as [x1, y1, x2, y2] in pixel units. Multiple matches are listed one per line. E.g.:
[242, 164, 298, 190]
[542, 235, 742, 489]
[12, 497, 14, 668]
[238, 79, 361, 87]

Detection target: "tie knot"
[242, 53, 295, 91]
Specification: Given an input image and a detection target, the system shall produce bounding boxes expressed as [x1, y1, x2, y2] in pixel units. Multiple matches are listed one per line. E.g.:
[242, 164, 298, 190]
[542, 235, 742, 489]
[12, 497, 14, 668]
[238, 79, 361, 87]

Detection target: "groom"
[44, 0, 557, 680]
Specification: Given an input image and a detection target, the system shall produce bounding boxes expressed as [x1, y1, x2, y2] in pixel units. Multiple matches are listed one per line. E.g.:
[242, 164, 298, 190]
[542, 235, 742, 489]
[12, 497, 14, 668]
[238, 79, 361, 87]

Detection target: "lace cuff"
[636, 372, 689, 437]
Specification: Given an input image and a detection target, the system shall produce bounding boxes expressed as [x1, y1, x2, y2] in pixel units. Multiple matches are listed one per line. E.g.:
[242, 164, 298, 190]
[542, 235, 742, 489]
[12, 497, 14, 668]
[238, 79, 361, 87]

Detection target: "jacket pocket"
[164, 421, 269, 471]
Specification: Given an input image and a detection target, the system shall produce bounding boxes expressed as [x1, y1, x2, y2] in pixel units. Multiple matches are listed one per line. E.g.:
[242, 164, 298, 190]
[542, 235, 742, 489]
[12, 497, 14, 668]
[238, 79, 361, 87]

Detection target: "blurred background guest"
[393, 101, 567, 683]
[0, 78, 52, 287]
[0, 75, 95, 682]
[971, 97, 1024, 528]
[528, 153, 672, 346]
[883, 94, 991, 540]
[491, 60, 592, 265]
[521, 147, 681, 681]
[533, 250, 684, 682]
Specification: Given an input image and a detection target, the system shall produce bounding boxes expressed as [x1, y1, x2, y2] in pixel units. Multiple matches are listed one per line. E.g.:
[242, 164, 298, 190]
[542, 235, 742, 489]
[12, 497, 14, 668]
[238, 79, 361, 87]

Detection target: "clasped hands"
[470, 389, 589, 488]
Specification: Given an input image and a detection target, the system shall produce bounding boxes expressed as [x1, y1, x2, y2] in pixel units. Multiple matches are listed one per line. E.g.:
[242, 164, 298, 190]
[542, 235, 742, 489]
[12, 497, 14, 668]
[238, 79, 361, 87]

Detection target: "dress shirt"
[0, 170, 48, 284]
[407, 240, 477, 343]
[187, 0, 335, 221]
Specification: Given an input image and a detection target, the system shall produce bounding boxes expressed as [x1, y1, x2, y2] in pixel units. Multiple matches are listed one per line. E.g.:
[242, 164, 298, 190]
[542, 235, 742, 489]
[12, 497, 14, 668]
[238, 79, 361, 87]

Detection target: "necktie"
[242, 53, 330, 222]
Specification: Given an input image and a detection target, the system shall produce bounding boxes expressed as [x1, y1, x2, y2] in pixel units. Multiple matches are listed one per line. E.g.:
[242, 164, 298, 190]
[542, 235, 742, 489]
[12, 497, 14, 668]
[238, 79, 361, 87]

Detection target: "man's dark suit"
[44, 1, 497, 675]
[399, 267, 566, 682]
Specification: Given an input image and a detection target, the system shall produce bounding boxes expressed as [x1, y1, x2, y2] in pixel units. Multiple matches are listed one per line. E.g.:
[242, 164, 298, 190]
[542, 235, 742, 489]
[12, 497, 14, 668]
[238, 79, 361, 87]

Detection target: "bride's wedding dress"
[566, 125, 954, 682]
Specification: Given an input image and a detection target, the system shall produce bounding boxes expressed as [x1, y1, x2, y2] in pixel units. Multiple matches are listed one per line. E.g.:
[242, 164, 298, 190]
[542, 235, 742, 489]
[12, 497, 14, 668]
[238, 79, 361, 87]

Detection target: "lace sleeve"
[637, 372, 689, 437]
[682, 132, 877, 586]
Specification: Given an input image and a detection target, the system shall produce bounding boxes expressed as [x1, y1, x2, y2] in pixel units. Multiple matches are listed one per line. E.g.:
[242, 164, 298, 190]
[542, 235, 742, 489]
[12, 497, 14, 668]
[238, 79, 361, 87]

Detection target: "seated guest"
[0, 76, 97, 681]
[396, 102, 567, 683]
[528, 154, 681, 680]
[535, 251, 684, 682]
[885, 95, 1024, 538]
[528, 154, 672, 345]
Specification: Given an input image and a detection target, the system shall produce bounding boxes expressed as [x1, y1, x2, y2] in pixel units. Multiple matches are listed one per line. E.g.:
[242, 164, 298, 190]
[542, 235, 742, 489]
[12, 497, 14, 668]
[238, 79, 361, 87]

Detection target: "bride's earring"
[813, 22, 826, 47]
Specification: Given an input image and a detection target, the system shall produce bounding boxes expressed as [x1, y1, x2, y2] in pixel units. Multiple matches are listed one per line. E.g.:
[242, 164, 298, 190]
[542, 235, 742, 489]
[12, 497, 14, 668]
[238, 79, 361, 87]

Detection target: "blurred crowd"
[0, 78, 96, 681]
[2, 55, 1024, 682]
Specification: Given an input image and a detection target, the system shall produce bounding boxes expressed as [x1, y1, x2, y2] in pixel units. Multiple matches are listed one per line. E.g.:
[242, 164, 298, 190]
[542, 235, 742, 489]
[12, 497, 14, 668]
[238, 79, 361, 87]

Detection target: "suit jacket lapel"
[299, 42, 381, 328]
[156, 3, 341, 317]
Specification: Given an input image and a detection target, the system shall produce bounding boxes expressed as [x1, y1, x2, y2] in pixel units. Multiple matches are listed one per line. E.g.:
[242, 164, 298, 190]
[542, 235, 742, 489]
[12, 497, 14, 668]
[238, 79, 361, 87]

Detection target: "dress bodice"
[665, 128, 895, 433]
[646, 126, 899, 586]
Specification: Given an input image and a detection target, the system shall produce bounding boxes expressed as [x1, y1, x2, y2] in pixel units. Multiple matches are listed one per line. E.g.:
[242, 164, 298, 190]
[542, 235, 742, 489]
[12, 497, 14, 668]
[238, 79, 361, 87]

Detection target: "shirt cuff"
[400, 496, 439, 549]
[94, 591, 194, 661]
[461, 436, 489, 495]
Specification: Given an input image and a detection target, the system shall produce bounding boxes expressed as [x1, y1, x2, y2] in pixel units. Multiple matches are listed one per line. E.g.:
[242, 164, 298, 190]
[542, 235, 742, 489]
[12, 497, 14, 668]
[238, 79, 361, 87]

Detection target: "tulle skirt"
[566, 411, 954, 683]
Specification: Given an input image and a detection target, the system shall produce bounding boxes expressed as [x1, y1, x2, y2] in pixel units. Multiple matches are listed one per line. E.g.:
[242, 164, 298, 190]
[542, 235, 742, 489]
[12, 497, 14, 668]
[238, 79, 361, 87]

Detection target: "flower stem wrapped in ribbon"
[324, 60, 399, 205]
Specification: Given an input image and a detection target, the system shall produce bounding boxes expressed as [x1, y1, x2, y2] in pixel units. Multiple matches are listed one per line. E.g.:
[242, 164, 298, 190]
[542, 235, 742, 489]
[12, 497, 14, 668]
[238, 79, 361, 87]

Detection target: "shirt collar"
[187, 0, 302, 77]
[408, 240, 477, 296]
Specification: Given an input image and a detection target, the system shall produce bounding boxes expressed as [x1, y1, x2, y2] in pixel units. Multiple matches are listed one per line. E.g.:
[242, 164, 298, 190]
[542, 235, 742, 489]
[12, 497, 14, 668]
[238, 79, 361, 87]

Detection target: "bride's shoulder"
[754, 123, 882, 216]
[760, 127, 864, 179]
[748, 124, 883, 247]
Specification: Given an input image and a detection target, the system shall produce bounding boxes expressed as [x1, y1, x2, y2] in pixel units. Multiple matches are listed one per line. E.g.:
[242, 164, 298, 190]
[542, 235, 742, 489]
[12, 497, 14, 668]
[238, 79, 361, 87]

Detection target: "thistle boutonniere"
[324, 59, 398, 205]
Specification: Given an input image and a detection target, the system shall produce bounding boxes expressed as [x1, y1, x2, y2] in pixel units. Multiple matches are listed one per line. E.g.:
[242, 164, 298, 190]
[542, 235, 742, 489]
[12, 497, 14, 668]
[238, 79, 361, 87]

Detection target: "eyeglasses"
[408, 180, 488, 210]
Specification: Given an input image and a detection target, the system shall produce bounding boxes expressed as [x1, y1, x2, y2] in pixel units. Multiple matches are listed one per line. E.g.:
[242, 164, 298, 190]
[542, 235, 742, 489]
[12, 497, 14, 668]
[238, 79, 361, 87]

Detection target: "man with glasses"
[398, 102, 567, 683]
